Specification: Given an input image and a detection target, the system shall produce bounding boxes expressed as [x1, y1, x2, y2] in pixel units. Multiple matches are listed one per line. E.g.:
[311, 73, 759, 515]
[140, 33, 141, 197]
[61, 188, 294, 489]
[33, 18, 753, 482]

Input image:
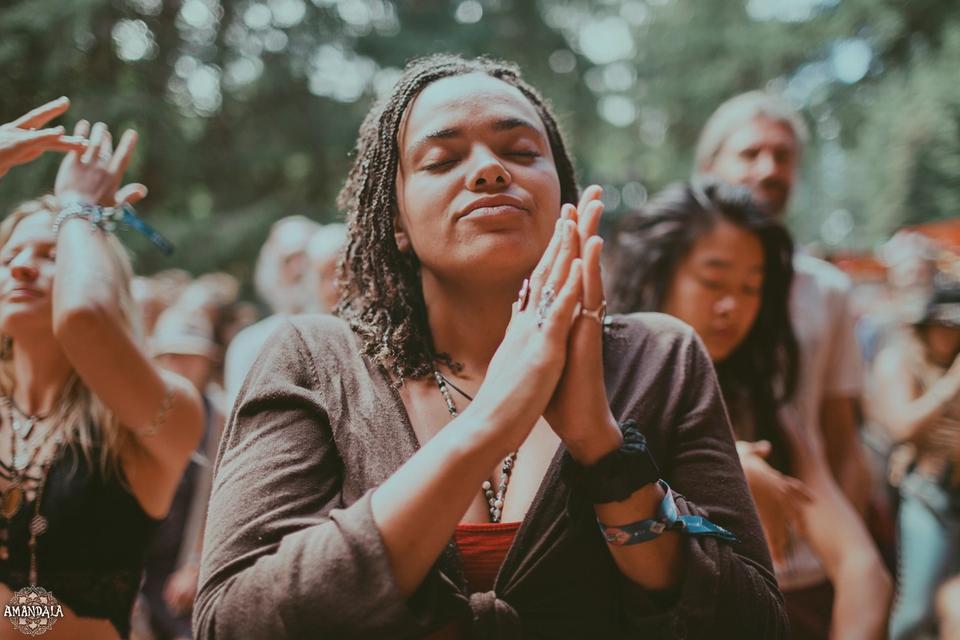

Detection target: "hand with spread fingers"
[54, 120, 148, 208]
[0, 97, 87, 179]
[465, 217, 584, 454]
[544, 184, 624, 464]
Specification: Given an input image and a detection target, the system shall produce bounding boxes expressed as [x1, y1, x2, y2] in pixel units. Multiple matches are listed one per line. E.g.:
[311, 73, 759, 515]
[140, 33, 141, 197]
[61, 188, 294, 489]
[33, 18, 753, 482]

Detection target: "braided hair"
[336, 54, 579, 381]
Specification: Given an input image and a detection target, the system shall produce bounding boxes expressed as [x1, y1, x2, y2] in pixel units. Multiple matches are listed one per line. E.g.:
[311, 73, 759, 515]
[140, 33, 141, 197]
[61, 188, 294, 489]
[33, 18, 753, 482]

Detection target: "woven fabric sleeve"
[193, 317, 443, 639]
[603, 314, 788, 639]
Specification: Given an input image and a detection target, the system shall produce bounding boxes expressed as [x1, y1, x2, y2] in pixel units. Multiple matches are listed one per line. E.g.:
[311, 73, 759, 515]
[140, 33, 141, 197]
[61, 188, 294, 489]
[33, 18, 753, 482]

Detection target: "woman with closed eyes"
[194, 55, 786, 639]
[0, 101, 204, 639]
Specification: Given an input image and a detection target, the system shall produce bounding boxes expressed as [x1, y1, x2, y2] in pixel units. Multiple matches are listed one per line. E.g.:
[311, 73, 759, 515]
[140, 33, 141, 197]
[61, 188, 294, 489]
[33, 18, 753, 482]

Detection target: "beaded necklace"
[432, 370, 517, 523]
[0, 396, 64, 584]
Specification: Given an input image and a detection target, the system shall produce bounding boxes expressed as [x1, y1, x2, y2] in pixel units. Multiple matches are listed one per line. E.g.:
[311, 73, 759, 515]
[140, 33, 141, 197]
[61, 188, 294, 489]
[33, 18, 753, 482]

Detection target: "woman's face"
[922, 323, 960, 366]
[394, 72, 562, 283]
[0, 212, 57, 336]
[662, 219, 764, 361]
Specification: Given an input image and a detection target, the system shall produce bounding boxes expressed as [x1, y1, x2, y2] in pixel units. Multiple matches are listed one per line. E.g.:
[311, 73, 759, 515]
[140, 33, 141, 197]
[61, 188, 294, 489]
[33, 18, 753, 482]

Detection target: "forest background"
[1, 0, 958, 286]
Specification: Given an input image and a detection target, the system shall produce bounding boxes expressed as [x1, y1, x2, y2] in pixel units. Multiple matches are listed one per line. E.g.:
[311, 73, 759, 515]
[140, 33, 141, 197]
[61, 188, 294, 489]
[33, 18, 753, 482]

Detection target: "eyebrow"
[410, 117, 542, 154]
[699, 258, 764, 272]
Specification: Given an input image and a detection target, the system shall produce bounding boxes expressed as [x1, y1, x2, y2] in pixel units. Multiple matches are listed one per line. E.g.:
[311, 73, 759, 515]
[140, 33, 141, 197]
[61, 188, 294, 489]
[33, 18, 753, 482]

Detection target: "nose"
[9, 251, 39, 281]
[715, 294, 737, 317]
[754, 151, 778, 179]
[466, 147, 511, 191]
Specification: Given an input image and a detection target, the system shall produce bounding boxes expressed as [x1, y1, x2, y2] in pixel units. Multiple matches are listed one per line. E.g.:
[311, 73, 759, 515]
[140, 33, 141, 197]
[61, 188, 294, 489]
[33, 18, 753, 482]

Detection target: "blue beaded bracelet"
[597, 480, 738, 545]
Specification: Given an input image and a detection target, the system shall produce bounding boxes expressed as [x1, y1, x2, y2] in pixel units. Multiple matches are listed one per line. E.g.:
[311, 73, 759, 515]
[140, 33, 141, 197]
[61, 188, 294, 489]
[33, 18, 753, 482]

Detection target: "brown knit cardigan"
[194, 312, 787, 639]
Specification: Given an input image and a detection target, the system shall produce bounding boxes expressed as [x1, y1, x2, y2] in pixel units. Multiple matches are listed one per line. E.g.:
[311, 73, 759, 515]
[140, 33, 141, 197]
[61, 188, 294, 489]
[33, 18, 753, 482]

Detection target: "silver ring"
[517, 278, 531, 312]
[536, 285, 556, 328]
[580, 300, 607, 324]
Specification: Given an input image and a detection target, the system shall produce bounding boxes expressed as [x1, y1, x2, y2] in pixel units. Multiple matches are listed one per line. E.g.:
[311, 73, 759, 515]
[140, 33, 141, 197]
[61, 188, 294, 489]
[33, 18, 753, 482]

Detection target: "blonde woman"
[0, 115, 203, 639]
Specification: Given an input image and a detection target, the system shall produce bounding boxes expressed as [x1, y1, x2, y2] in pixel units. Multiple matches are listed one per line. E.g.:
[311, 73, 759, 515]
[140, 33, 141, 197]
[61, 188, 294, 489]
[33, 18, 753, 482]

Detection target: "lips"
[5, 287, 43, 300]
[458, 195, 529, 220]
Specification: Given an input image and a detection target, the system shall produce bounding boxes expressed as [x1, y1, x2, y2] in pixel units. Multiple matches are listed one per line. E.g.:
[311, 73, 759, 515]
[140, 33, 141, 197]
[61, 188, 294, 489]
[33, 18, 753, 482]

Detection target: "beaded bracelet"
[51, 202, 116, 234]
[52, 202, 174, 256]
[597, 480, 738, 546]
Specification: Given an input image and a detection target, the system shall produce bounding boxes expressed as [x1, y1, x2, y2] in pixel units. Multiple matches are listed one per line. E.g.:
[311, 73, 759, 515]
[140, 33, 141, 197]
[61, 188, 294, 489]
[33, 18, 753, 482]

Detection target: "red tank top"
[425, 521, 521, 640]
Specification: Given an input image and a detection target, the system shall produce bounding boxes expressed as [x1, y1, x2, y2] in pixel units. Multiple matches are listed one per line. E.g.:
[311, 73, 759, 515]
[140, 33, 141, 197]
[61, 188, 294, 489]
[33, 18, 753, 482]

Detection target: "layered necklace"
[433, 370, 518, 523]
[0, 395, 64, 584]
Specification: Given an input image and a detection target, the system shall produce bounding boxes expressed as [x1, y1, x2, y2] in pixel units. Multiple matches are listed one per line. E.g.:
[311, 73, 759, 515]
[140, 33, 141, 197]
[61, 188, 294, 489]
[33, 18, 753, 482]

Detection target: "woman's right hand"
[737, 440, 813, 563]
[54, 120, 147, 208]
[462, 217, 584, 455]
[0, 97, 86, 179]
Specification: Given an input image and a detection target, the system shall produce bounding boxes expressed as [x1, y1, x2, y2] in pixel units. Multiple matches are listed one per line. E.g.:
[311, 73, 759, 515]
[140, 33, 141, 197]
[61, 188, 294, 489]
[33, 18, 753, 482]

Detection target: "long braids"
[336, 54, 578, 381]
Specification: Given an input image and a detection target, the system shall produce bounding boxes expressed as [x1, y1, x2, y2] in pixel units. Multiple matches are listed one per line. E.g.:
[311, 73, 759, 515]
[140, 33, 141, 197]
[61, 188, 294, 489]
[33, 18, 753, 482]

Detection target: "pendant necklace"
[0, 396, 63, 563]
[433, 370, 518, 523]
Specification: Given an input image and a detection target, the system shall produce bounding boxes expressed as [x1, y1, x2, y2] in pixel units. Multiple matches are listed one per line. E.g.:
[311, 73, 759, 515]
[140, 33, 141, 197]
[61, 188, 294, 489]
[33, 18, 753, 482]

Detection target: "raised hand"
[0, 97, 86, 179]
[55, 120, 147, 208]
[544, 185, 623, 464]
[464, 217, 584, 455]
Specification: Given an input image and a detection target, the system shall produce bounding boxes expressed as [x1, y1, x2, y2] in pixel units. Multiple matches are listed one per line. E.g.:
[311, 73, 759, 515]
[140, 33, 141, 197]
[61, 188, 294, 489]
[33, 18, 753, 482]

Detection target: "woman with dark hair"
[195, 55, 785, 639]
[609, 181, 891, 639]
[0, 107, 204, 638]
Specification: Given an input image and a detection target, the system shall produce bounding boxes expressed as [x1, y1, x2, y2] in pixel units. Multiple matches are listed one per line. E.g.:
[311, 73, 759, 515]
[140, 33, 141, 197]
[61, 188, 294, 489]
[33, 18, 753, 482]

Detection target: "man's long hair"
[336, 53, 579, 381]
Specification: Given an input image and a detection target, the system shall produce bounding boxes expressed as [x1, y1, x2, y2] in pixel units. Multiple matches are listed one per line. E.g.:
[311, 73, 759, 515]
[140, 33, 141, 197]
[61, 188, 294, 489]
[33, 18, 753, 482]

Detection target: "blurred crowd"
[3, 58, 960, 640]
[124, 218, 346, 639]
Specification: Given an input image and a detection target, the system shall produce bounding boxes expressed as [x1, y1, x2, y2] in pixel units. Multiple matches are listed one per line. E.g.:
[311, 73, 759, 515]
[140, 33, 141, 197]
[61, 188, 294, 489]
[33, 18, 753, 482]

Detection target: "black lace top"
[0, 438, 161, 638]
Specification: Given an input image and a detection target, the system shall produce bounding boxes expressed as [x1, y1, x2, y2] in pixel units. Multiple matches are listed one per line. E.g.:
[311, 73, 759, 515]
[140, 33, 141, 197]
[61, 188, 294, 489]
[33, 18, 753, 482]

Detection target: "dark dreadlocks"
[335, 54, 579, 382]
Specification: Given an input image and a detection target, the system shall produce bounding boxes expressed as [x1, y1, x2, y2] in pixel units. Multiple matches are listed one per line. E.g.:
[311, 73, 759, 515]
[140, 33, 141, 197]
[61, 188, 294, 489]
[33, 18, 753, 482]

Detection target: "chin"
[708, 343, 735, 363]
[0, 306, 53, 336]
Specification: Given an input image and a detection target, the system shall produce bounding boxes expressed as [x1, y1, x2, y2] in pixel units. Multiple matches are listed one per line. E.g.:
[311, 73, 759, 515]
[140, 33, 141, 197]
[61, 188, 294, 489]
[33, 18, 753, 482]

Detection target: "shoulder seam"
[286, 319, 324, 392]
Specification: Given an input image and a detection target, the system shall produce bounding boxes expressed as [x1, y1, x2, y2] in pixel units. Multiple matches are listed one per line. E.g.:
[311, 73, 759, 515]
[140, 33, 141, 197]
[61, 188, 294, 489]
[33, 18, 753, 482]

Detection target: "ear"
[393, 207, 411, 253]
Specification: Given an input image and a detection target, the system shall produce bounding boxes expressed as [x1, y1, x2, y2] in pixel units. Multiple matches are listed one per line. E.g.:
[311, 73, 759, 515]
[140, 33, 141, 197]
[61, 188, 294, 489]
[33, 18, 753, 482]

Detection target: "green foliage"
[1, 0, 959, 278]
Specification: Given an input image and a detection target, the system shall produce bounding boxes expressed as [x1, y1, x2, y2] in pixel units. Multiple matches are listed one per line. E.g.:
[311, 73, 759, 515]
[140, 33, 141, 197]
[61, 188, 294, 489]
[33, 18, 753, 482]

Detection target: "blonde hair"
[694, 91, 810, 174]
[0, 196, 140, 476]
[253, 215, 321, 314]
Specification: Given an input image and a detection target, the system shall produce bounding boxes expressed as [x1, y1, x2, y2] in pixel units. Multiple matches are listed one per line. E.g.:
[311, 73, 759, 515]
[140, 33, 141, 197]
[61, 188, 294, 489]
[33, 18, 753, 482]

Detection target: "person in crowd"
[131, 269, 192, 340]
[608, 180, 892, 639]
[694, 91, 871, 516]
[194, 54, 785, 639]
[304, 222, 347, 313]
[0, 108, 203, 638]
[140, 276, 236, 640]
[221, 215, 319, 409]
[0, 97, 85, 179]
[871, 281, 960, 639]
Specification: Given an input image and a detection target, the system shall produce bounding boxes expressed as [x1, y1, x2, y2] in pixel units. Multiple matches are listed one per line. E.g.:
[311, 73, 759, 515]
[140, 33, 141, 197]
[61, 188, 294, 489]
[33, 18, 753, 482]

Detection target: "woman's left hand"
[544, 185, 623, 464]
[55, 120, 147, 208]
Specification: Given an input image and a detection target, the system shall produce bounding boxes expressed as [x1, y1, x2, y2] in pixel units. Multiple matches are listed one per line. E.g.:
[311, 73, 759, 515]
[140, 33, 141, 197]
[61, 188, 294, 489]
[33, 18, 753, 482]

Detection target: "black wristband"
[560, 420, 661, 504]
